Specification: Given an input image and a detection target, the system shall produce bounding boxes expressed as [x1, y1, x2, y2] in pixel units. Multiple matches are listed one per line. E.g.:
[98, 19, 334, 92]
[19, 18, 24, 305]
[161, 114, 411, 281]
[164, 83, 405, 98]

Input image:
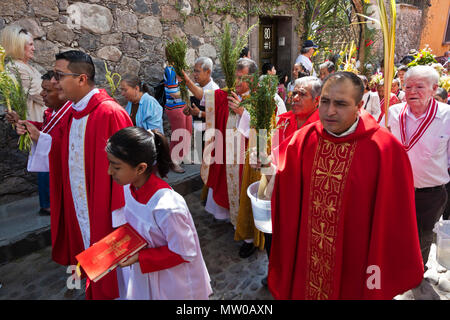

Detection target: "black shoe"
[38, 208, 50, 216]
[239, 242, 256, 258]
[261, 276, 268, 287]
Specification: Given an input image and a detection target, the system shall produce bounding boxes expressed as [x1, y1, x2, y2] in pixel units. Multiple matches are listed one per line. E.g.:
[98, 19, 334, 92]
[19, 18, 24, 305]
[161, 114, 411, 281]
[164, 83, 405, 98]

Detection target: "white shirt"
[362, 91, 381, 120]
[199, 79, 219, 107]
[194, 79, 220, 132]
[295, 54, 313, 73]
[117, 186, 212, 300]
[382, 101, 450, 188]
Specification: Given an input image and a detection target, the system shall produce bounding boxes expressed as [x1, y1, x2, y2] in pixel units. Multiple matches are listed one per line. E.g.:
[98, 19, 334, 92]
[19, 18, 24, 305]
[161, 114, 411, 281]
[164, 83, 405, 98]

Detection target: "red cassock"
[54, 90, 132, 300]
[268, 111, 423, 300]
[205, 89, 243, 209]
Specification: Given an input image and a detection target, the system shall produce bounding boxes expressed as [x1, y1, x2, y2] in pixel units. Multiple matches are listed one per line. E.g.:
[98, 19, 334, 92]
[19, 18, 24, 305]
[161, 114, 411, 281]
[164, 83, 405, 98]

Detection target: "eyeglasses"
[53, 70, 82, 81]
[19, 28, 28, 35]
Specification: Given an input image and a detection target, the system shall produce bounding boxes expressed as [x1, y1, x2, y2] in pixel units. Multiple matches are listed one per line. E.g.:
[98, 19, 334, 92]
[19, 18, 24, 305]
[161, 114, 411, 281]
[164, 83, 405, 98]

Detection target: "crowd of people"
[1, 23, 450, 301]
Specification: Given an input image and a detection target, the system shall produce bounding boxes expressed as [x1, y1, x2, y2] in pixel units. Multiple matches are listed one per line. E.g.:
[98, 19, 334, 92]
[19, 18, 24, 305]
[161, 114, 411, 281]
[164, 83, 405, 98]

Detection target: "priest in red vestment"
[267, 72, 423, 300]
[18, 51, 133, 300]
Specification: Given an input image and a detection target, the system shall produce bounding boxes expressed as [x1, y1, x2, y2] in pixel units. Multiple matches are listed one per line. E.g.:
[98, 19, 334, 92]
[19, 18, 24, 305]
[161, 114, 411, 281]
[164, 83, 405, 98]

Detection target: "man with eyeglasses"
[16, 50, 133, 300]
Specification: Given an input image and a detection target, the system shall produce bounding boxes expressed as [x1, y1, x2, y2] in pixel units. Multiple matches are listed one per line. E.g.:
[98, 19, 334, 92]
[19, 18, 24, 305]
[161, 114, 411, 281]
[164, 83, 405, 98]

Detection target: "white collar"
[73, 88, 100, 112]
[325, 116, 360, 138]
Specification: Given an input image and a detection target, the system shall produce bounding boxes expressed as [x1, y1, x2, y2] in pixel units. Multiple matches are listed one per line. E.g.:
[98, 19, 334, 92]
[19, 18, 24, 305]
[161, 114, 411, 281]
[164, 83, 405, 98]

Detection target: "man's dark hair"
[261, 62, 274, 75]
[436, 87, 448, 101]
[55, 50, 95, 84]
[240, 47, 249, 58]
[41, 70, 54, 81]
[323, 71, 365, 104]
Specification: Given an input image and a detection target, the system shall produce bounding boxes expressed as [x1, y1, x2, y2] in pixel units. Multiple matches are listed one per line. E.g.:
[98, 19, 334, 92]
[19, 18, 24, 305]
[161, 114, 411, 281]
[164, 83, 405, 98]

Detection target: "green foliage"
[407, 46, 438, 67]
[239, 73, 278, 154]
[165, 37, 191, 107]
[0, 60, 32, 152]
[104, 62, 121, 98]
[217, 22, 257, 92]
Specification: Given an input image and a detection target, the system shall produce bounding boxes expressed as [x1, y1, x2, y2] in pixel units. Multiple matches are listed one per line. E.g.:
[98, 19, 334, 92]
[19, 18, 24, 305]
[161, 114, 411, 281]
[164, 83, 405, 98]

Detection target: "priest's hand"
[5, 111, 19, 124]
[119, 253, 139, 267]
[228, 92, 244, 115]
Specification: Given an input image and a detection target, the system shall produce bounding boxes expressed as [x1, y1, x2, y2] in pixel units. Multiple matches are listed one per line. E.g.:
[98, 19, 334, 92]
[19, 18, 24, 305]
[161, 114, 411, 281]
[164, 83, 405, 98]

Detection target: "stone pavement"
[0, 173, 449, 299]
[0, 189, 273, 300]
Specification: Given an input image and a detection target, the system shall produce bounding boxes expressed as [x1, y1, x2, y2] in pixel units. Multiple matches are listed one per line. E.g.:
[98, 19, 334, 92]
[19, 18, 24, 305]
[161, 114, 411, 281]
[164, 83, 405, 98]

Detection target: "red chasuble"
[57, 89, 133, 300]
[268, 111, 423, 300]
[205, 89, 243, 209]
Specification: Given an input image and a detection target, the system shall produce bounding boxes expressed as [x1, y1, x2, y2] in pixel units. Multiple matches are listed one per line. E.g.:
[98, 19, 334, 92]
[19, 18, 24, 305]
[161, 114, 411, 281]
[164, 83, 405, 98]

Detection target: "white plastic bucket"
[247, 181, 272, 233]
[433, 220, 450, 269]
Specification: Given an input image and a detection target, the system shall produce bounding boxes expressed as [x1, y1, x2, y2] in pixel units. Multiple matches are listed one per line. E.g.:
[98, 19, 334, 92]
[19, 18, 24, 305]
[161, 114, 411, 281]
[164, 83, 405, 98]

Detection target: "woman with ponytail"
[106, 127, 212, 300]
[120, 76, 164, 133]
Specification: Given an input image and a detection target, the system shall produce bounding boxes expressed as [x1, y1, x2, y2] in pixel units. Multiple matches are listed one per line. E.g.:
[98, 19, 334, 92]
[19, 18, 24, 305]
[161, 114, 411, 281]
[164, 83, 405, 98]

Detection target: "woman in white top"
[0, 25, 45, 122]
[106, 127, 212, 300]
[358, 75, 381, 120]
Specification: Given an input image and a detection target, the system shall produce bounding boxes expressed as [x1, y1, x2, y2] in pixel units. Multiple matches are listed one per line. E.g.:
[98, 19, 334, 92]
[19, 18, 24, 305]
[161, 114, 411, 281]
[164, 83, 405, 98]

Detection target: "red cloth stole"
[205, 89, 232, 209]
[399, 98, 438, 151]
[129, 174, 188, 273]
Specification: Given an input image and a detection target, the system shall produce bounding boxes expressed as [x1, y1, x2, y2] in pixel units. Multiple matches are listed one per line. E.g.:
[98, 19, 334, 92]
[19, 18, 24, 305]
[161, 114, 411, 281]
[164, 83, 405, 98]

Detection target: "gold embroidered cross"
[312, 222, 334, 250]
[309, 276, 329, 300]
[315, 159, 343, 191]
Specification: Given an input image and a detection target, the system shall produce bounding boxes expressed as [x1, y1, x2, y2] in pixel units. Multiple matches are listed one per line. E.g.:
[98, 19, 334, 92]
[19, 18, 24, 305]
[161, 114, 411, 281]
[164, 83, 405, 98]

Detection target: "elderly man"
[382, 65, 450, 270]
[259, 72, 423, 299]
[272, 76, 321, 149]
[319, 61, 335, 81]
[295, 40, 318, 75]
[181, 57, 219, 161]
[202, 58, 255, 228]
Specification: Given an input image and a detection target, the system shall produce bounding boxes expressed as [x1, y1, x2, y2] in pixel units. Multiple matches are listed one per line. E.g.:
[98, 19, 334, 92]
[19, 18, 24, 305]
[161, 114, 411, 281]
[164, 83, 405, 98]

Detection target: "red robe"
[273, 109, 320, 149]
[30, 102, 73, 266]
[57, 89, 133, 300]
[268, 111, 423, 300]
[205, 89, 243, 209]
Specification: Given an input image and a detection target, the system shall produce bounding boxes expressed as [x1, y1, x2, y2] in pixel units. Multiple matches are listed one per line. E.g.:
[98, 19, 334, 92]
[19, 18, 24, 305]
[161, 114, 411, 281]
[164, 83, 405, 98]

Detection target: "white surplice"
[116, 186, 212, 300]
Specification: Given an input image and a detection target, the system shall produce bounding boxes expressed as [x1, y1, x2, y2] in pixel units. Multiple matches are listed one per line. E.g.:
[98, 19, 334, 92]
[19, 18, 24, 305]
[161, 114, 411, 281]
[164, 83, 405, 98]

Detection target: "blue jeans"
[38, 172, 50, 209]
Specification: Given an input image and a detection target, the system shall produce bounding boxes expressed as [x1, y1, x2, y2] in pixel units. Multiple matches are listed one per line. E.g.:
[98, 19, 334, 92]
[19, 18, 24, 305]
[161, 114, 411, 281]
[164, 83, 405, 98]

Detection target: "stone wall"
[0, 0, 296, 204]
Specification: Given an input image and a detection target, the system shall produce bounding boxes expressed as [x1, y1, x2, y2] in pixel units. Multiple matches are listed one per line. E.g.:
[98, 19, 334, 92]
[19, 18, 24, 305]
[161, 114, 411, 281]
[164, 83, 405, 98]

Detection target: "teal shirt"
[125, 93, 164, 133]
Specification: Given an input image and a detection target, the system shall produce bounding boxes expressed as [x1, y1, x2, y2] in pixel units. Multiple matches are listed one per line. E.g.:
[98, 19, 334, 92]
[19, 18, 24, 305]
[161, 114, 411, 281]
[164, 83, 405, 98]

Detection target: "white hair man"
[382, 65, 450, 272]
[182, 56, 219, 126]
[319, 61, 335, 81]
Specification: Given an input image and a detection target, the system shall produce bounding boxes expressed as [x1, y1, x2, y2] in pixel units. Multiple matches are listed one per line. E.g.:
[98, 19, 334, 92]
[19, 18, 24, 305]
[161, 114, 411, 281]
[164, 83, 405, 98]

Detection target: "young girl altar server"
[106, 126, 212, 300]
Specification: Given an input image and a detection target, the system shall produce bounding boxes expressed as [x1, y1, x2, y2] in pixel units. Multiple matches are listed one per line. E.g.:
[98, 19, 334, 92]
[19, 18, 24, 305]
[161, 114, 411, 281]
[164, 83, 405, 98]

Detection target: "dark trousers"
[415, 185, 448, 267]
[264, 233, 272, 259]
[37, 172, 50, 209]
[443, 182, 450, 220]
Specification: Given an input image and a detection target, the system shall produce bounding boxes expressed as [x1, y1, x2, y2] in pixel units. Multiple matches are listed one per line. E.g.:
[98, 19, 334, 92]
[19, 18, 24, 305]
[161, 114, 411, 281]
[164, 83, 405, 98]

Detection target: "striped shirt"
[164, 65, 186, 110]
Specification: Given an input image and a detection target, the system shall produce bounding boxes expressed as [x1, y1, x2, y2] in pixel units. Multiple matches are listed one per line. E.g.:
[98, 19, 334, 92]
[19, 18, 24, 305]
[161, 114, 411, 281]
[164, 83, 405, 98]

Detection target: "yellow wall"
[420, 0, 450, 56]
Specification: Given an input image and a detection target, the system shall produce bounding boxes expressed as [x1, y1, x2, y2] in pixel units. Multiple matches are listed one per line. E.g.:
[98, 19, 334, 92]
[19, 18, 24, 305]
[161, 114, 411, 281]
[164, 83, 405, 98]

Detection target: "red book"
[76, 223, 147, 282]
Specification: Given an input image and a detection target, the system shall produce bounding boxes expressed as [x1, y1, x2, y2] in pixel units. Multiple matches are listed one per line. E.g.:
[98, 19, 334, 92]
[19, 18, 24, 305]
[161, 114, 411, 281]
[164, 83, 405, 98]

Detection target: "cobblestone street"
[0, 189, 450, 300]
[0, 189, 273, 300]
